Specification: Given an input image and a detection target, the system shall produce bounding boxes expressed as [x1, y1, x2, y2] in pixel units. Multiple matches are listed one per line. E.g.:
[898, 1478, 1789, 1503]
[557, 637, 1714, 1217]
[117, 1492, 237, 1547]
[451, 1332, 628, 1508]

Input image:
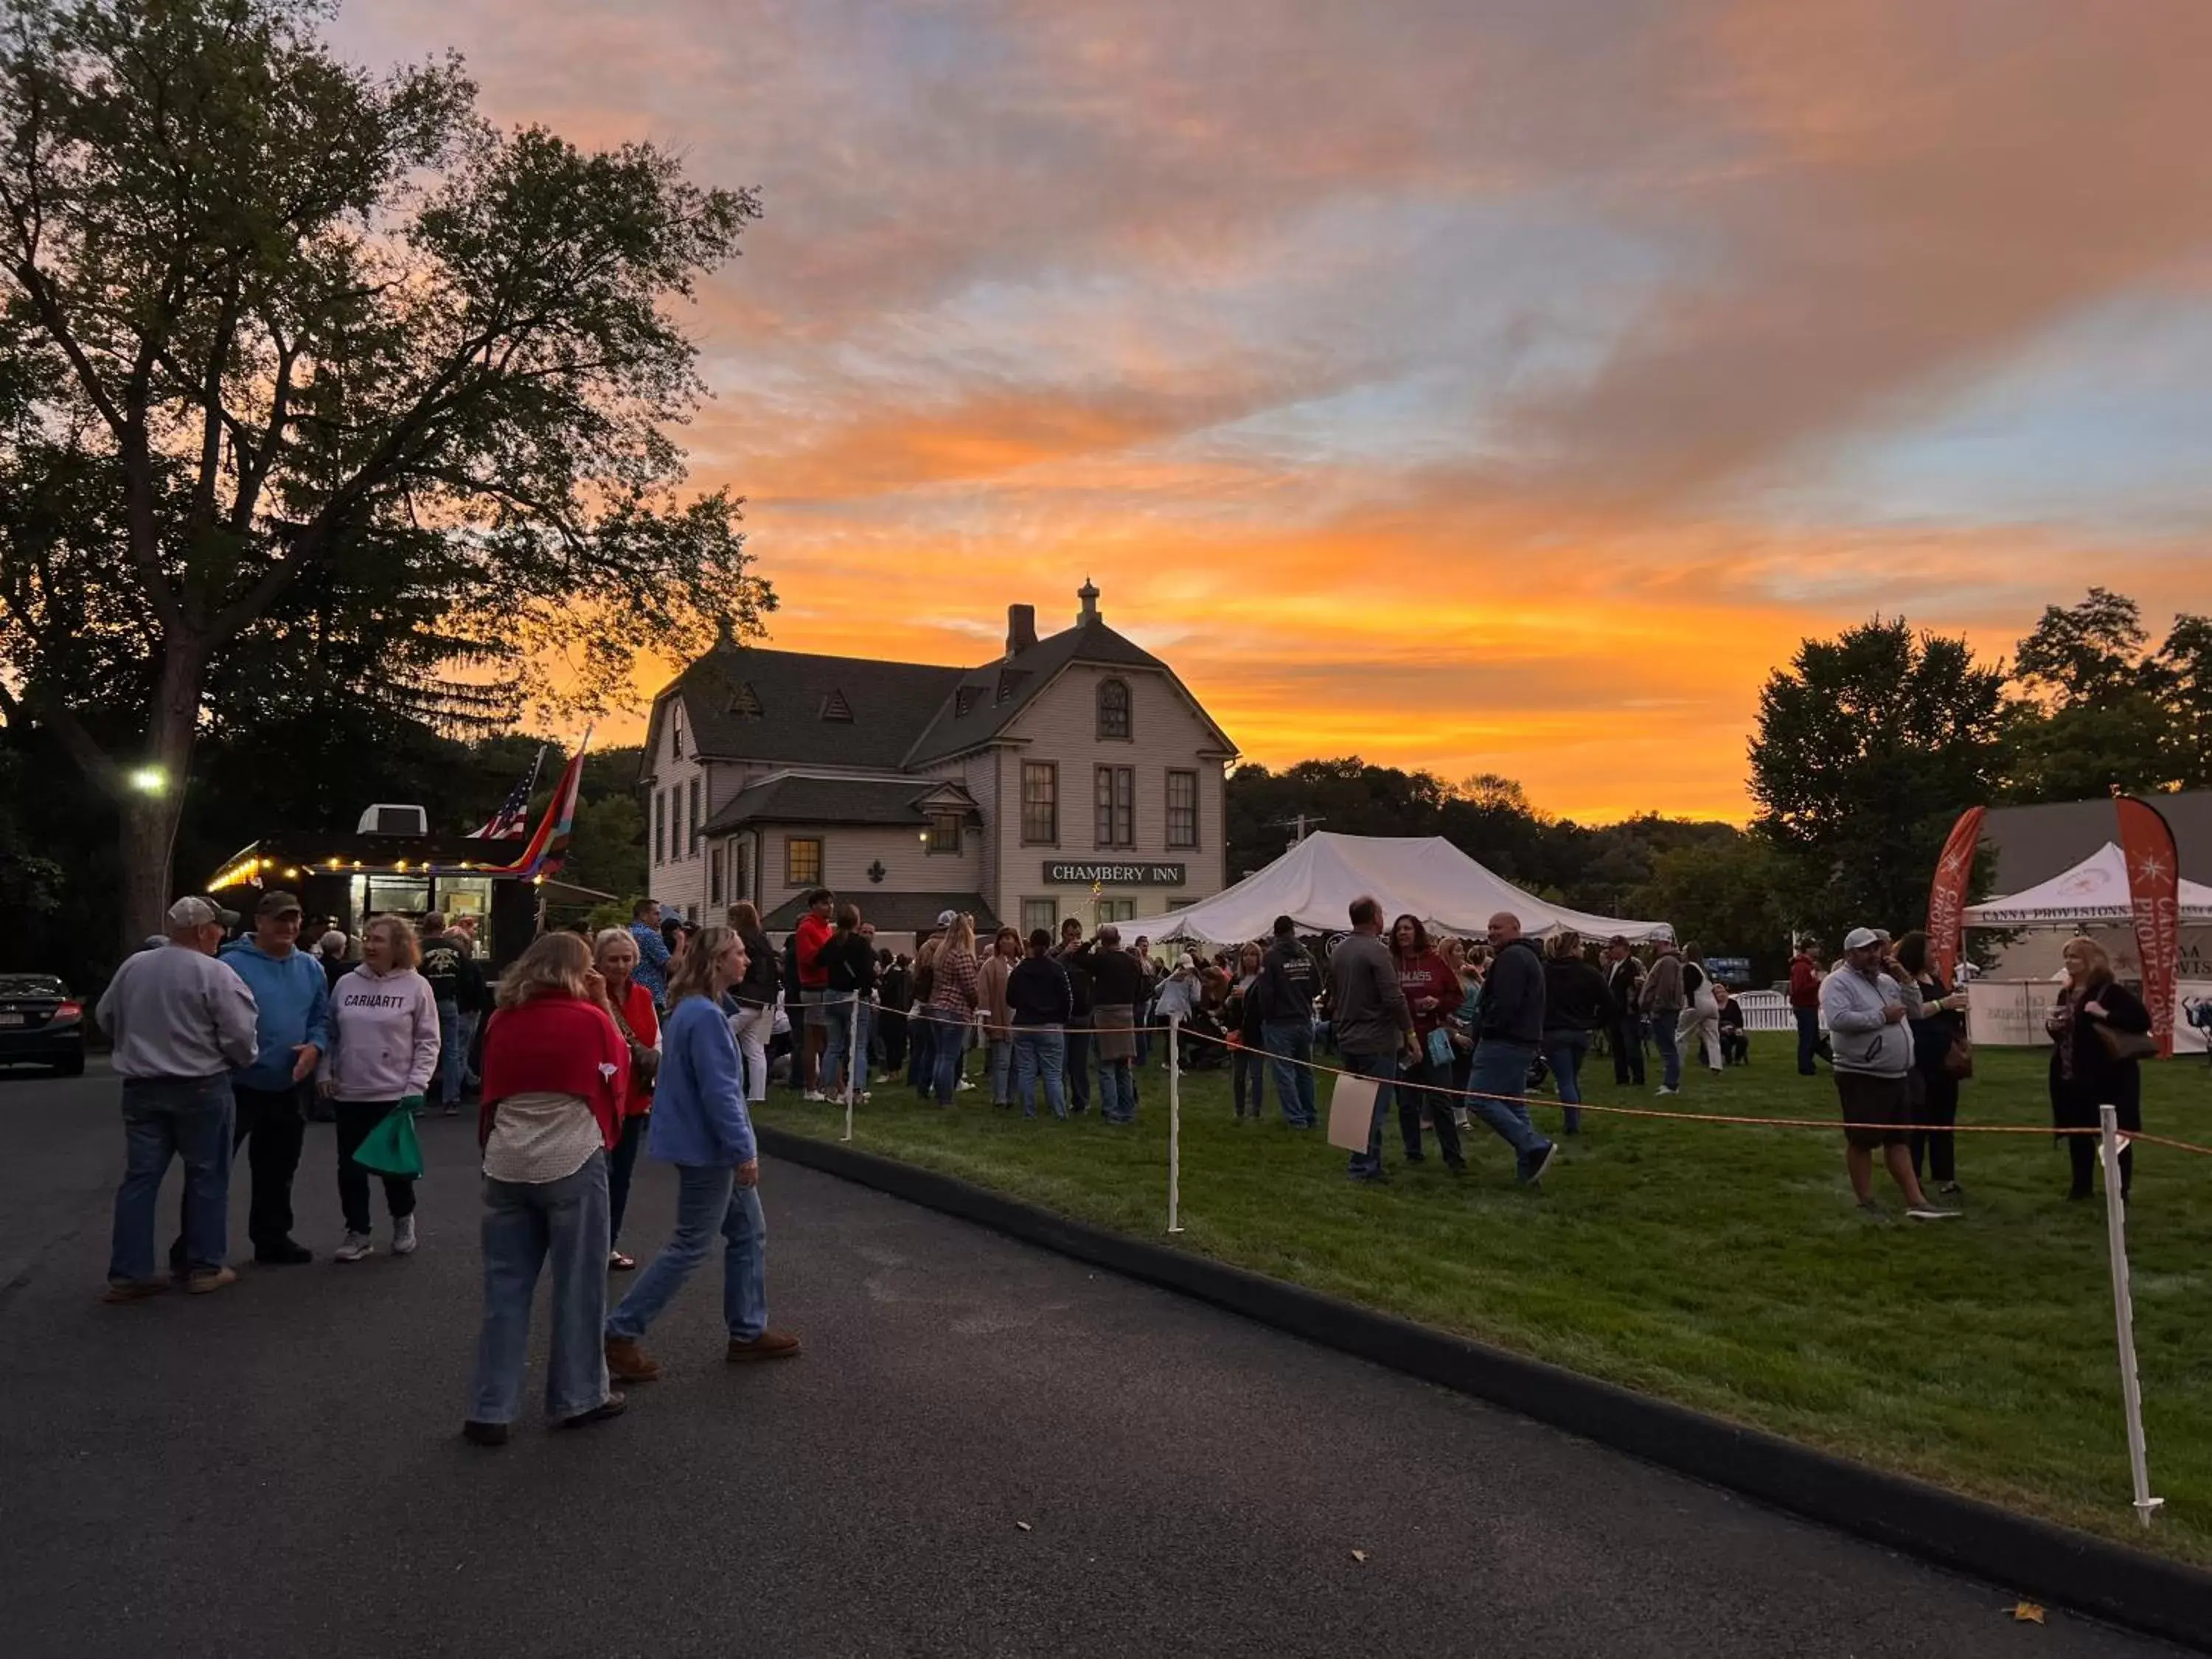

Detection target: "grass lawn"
[756, 1038, 2212, 1564]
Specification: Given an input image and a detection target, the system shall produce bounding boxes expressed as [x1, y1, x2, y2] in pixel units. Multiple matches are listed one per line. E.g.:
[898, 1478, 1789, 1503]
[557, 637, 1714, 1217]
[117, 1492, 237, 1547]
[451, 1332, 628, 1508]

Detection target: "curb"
[758, 1124, 2212, 1653]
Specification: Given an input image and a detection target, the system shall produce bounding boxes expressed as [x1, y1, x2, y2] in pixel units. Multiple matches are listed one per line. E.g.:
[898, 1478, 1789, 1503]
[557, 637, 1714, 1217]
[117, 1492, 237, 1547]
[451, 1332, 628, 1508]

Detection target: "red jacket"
[610, 980, 660, 1119]
[1789, 956, 1823, 1010]
[477, 993, 629, 1151]
[796, 913, 833, 990]
[1395, 951, 1460, 1039]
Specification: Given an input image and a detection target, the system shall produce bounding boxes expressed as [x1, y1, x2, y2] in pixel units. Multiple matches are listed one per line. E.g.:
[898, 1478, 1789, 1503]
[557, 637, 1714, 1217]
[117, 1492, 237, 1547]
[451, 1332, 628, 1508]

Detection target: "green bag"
[352, 1104, 424, 1180]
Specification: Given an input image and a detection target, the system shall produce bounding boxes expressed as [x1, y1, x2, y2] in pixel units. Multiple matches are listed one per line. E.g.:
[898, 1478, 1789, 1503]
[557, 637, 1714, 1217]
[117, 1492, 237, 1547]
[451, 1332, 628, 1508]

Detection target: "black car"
[0, 974, 86, 1074]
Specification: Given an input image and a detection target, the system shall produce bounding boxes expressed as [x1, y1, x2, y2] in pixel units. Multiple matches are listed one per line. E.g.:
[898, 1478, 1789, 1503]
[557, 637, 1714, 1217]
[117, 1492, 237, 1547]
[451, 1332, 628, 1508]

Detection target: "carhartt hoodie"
[320, 964, 441, 1102]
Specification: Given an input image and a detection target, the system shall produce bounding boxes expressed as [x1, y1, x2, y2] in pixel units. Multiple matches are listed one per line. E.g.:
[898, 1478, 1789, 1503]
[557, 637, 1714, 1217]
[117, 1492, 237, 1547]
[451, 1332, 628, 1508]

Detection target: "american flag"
[467, 746, 546, 838]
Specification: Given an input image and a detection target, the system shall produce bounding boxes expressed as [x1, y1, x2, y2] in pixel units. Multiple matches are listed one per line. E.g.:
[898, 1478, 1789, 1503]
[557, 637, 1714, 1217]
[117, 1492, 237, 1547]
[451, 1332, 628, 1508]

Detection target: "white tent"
[1120, 832, 1671, 946]
[1962, 841, 2212, 928]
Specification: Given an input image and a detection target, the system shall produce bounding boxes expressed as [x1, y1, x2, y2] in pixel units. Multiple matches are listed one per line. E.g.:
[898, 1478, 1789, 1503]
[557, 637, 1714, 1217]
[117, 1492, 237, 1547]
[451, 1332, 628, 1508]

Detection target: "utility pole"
[1270, 813, 1324, 851]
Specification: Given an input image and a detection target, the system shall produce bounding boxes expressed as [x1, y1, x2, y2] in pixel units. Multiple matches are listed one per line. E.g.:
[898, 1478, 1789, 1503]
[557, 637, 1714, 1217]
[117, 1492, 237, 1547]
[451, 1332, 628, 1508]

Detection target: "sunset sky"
[333, 0, 2212, 824]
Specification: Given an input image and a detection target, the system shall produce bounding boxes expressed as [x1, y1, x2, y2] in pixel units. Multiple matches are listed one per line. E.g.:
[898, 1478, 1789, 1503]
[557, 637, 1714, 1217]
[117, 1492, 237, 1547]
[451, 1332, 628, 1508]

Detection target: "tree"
[2013, 587, 2150, 708]
[1748, 619, 2007, 943]
[2154, 613, 2212, 790]
[1627, 833, 1792, 980]
[0, 0, 773, 947]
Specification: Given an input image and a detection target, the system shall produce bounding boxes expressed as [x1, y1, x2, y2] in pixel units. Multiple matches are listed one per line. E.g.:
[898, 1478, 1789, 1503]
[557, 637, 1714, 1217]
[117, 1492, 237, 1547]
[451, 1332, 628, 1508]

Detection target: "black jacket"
[419, 933, 485, 1012]
[734, 927, 781, 1008]
[1542, 956, 1612, 1036]
[2049, 978, 2152, 1127]
[1603, 954, 1644, 1018]
[1007, 956, 1074, 1026]
[1477, 937, 1547, 1045]
[1087, 946, 1145, 1007]
[1257, 937, 1318, 1021]
[880, 963, 911, 1012]
[1054, 945, 1095, 1018]
[824, 931, 879, 998]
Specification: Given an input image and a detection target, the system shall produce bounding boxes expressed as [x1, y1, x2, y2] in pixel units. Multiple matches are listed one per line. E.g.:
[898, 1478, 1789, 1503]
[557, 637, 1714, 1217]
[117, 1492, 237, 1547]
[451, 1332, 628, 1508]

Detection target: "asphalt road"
[0, 1062, 2175, 1658]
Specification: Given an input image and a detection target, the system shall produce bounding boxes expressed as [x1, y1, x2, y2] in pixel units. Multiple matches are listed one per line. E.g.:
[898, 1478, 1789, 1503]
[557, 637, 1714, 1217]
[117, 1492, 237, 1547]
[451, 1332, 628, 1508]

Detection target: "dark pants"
[1909, 1067, 1958, 1184]
[1233, 1044, 1267, 1119]
[1064, 1023, 1092, 1112]
[1610, 1015, 1645, 1084]
[608, 1112, 649, 1248]
[335, 1099, 417, 1233]
[172, 1081, 307, 1264]
[1795, 1006, 1821, 1075]
[1722, 1029, 1750, 1065]
[879, 1009, 908, 1075]
[2068, 1135, 2133, 1199]
[908, 1016, 936, 1093]
[1397, 1054, 1464, 1168]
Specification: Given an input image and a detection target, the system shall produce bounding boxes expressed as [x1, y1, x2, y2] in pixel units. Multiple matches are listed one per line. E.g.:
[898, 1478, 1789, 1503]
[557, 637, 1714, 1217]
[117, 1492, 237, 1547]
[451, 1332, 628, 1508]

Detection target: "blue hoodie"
[219, 936, 335, 1092]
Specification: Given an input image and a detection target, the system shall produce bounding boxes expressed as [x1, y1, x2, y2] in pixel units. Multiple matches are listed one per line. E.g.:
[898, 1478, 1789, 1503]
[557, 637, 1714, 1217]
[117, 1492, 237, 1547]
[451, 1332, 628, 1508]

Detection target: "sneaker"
[184, 1265, 238, 1295]
[605, 1337, 661, 1382]
[726, 1329, 803, 1362]
[392, 1216, 417, 1256]
[1655, 1086, 1678, 1097]
[333, 1230, 375, 1263]
[1450, 1108, 1470, 1130]
[1938, 1181, 1964, 1197]
[461, 1420, 509, 1447]
[441, 1102, 459, 1116]
[556, 1392, 627, 1430]
[1519, 1142, 1559, 1185]
[801, 1090, 826, 1103]
[957, 1079, 975, 1092]
[102, 1276, 170, 1304]
[1906, 1206, 1961, 1222]
[254, 1239, 313, 1266]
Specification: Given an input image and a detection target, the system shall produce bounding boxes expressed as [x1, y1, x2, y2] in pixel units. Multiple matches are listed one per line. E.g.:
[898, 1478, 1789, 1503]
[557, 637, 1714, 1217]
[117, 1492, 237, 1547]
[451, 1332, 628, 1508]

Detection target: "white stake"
[1166, 1012, 1183, 1235]
[2100, 1104, 2161, 1526]
[841, 995, 856, 1143]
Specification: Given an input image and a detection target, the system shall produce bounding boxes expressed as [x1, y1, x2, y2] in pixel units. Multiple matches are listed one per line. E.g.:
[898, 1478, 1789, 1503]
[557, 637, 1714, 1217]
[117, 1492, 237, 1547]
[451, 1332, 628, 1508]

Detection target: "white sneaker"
[858, 1091, 872, 1104]
[1655, 1086, 1678, 1097]
[1450, 1107, 1470, 1130]
[801, 1090, 826, 1102]
[334, 1230, 375, 1263]
[392, 1216, 417, 1255]
[957, 1079, 975, 1092]
[1906, 1206, 1961, 1222]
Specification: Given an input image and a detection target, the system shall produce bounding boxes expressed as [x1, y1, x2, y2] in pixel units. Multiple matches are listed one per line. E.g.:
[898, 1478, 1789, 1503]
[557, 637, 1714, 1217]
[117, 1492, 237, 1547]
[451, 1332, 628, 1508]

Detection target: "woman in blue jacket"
[603, 927, 802, 1382]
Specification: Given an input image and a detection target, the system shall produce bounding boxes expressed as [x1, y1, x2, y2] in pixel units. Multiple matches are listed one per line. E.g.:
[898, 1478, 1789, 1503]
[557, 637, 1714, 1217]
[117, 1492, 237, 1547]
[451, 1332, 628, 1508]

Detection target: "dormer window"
[728, 682, 762, 720]
[955, 685, 981, 718]
[820, 688, 853, 722]
[995, 668, 1028, 706]
[1096, 677, 1131, 742]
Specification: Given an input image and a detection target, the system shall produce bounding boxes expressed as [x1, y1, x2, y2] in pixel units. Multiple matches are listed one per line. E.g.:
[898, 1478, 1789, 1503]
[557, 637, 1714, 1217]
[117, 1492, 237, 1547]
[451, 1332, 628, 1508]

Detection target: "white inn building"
[639, 582, 1238, 939]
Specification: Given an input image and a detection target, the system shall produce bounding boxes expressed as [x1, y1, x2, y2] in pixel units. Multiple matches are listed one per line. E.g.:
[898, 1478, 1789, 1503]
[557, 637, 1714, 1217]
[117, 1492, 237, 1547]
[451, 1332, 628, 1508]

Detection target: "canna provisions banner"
[2115, 793, 2181, 1059]
[1926, 806, 1985, 987]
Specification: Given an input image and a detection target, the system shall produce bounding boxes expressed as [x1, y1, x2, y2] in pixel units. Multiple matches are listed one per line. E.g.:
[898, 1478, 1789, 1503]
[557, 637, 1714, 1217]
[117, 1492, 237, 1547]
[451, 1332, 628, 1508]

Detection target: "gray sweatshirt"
[1327, 932, 1413, 1057]
[320, 965, 442, 1102]
[97, 944, 260, 1081]
[1819, 965, 1913, 1077]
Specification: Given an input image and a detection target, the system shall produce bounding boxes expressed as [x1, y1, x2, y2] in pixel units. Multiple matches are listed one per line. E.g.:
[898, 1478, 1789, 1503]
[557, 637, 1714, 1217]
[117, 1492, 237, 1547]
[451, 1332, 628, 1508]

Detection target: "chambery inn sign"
[1045, 861, 1187, 886]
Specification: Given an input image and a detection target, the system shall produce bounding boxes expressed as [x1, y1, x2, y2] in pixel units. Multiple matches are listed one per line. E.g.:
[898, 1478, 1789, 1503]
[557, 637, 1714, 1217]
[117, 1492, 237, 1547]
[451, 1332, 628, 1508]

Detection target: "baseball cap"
[167, 896, 239, 930]
[1843, 926, 1882, 951]
[936, 908, 959, 928]
[256, 889, 304, 919]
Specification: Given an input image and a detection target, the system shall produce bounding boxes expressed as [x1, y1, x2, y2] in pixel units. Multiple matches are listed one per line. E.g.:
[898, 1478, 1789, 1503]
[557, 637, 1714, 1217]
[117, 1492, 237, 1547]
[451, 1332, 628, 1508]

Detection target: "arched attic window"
[1096, 678, 1131, 742]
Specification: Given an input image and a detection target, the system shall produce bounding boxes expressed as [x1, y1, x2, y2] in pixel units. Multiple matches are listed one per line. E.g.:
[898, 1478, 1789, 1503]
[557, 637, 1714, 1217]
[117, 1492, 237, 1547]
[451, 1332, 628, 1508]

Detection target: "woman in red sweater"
[594, 928, 661, 1271]
[1391, 914, 1467, 1173]
[462, 932, 630, 1447]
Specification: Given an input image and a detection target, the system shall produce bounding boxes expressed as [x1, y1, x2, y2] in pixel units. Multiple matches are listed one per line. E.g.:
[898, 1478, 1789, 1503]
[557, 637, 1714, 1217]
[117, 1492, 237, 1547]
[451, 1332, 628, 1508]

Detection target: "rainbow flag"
[471, 731, 590, 879]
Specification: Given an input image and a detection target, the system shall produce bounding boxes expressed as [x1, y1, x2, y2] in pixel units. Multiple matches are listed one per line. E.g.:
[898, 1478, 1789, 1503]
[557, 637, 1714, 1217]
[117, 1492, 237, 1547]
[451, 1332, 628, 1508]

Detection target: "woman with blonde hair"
[2047, 936, 2153, 1202]
[605, 927, 801, 1384]
[593, 928, 661, 1270]
[927, 915, 981, 1107]
[464, 931, 631, 1444]
[724, 901, 779, 1103]
[320, 914, 439, 1262]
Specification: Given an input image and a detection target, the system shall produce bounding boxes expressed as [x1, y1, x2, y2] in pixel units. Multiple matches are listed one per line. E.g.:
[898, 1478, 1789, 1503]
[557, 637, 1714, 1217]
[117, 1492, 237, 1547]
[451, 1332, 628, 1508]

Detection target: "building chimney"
[1077, 577, 1100, 626]
[1005, 602, 1038, 658]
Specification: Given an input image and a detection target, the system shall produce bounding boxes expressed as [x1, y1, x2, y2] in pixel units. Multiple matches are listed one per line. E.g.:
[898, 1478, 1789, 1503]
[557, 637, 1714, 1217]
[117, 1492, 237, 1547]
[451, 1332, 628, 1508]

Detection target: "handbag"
[1941, 1035, 1975, 1079]
[608, 1000, 660, 1092]
[351, 1105, 424, 1180]
[1425, 1026, 1455, 1070]
[2095, 1022, 2159, 1063]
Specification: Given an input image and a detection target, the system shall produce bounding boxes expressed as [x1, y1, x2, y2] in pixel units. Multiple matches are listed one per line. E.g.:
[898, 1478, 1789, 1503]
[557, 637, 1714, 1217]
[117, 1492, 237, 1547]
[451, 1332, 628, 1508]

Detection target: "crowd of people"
[88, 875, 2161, 1421]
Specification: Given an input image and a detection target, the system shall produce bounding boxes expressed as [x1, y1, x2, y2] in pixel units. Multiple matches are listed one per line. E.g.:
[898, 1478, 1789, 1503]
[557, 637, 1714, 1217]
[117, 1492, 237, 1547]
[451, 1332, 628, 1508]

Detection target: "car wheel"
[55, 1053, 84, 1077]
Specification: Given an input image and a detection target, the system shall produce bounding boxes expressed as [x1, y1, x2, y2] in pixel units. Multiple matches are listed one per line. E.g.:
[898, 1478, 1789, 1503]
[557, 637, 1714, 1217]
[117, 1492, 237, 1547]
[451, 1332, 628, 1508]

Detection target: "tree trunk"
[116, 634, 209, 951]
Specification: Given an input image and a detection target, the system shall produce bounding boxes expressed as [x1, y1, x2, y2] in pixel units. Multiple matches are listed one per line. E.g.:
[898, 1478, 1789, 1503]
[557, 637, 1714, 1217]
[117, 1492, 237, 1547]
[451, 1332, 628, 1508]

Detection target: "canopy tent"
[1119, 832, 1671, 947]
[1962, 841, 2212, 928]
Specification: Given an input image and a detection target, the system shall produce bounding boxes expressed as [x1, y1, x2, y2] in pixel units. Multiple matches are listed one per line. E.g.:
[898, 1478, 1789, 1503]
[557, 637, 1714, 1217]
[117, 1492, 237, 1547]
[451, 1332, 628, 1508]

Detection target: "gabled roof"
[644, 647, 964, 776]
[702, 774, 979, 835]
[902, 615, 1230, 766]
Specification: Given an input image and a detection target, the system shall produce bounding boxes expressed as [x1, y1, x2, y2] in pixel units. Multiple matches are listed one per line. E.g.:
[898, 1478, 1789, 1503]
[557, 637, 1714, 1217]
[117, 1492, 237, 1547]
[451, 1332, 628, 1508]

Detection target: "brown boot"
[605, 1337, 661, 1382]
[726, 1329, 802, 1362]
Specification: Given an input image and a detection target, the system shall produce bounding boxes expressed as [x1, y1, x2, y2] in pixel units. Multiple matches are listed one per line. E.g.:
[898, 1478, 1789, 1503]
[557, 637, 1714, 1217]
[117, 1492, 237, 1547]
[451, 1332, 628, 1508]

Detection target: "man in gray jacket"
[1327, 896, 1418, 1181]
[1638, 933, 1686, 1095]
[97, 897, 261, 1298]
[1820, 928, 1955, 1221]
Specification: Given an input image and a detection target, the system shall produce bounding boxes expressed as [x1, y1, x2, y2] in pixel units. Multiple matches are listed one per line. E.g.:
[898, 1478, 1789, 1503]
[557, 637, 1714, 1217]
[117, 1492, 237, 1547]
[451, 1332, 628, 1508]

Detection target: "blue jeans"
[931, 1024, 965, 1105]
[1262, 1019, 1318, 1126]
[606, 1164, 769, 1343]
[1795, 1006, 1821, 1075]
[1543, 1032, 1590, 1134]
[1468, 1040, 1553, 1176]
[821, 998, 859, 1096]
[1651, 1009, 1683, 1090]
[470, 1152, 611, 1424]
[988, 1037, 1014, 1105]
[436, 998, 463, 1105]
[1097, 1055, 1137, 1123]
[111, 1076, 234, 1281]
[1012, 1027, 1067, 1119]
[1343, 1049, 1399, 1179]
